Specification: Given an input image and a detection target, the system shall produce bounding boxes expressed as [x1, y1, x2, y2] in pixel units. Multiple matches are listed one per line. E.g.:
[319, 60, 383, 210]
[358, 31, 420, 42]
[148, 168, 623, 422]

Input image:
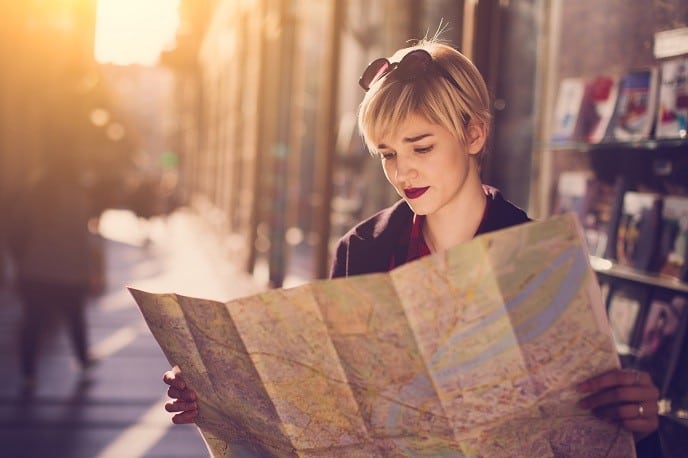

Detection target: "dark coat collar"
[330, 186, 530, 278]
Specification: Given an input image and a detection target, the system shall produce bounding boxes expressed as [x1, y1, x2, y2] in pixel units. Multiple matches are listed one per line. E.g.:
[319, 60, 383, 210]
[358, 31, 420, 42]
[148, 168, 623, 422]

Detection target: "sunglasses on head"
[358, 48, 461, 92]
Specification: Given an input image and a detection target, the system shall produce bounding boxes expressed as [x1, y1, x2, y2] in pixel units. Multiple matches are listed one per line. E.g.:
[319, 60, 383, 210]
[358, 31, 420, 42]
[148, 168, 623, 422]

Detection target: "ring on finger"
[637, 403, 644, 418]
[633, 370, 641, 385]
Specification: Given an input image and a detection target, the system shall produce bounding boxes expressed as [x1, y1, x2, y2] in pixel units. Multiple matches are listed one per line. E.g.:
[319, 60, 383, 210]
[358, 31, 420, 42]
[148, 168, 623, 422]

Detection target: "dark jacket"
[330, 186, 530, 278]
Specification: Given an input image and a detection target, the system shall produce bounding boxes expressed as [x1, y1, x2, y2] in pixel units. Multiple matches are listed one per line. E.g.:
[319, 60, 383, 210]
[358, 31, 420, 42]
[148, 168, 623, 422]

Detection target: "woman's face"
[374, 114, 483, 217]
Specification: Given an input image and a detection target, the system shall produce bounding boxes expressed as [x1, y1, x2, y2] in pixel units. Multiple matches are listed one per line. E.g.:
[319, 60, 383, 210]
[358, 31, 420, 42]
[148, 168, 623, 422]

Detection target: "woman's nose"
[395, 156, 418, 182]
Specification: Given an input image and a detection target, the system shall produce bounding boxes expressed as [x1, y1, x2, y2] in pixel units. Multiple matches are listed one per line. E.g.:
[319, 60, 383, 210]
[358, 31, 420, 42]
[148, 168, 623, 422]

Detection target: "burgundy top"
[389, 187, 492, 269]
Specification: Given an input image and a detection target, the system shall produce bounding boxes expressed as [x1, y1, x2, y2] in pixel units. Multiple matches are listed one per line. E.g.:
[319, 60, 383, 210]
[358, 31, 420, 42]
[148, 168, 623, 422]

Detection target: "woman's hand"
[577, 368, 659, 441]
[163, 366, 199, 424]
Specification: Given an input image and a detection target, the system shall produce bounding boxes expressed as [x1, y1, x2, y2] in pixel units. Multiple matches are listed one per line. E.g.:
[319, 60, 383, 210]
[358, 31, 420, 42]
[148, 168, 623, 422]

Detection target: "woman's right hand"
[163, 366, 198, 424]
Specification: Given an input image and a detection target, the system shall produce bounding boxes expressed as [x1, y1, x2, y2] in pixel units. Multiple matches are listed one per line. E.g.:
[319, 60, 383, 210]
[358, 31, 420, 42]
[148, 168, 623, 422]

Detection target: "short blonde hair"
[358, 40, 491, 160]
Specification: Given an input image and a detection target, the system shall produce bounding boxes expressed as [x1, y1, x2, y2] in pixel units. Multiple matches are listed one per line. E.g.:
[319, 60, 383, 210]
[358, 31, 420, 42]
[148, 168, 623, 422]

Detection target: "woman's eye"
[379, 151, 396, 160]
[415, 145, 433, 154]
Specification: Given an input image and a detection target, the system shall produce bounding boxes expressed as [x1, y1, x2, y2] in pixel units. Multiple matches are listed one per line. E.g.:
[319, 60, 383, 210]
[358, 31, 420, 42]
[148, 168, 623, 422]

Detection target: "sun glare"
[94, 0, 181, 66]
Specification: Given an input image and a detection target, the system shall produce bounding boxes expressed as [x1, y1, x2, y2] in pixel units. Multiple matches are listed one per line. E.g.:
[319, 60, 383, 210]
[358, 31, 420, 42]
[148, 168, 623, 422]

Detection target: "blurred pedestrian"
[7, 154, 98, 389]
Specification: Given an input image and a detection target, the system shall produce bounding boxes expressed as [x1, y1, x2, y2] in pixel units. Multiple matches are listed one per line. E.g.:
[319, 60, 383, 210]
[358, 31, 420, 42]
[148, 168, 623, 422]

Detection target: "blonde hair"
[357, 40, 491, 160]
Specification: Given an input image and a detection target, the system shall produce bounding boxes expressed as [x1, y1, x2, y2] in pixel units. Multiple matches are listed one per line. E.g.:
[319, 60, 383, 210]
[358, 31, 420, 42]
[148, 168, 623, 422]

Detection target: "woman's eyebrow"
[377, 133, 433, 149]
[403, 133, 432, 143]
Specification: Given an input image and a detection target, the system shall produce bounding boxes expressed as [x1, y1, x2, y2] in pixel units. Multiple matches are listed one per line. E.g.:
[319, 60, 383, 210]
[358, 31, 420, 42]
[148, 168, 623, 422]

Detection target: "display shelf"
[662, 409, 688, 430]
[537, 6, 688, 452]
[659, 398, 688, 426]
[544, 138, 688, 185]
[590, 256, 688, 294]
[545, 137, 688, 153]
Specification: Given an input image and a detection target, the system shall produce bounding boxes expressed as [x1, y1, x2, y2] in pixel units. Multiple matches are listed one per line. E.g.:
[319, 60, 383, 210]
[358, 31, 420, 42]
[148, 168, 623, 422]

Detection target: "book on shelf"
[550, 77, 587, 143]
[551, 171, 617, 258]
[601, 177, 629, 261]
[606, 284, 645, 358]
[584, 75, 620, 144]
[657, 195, 688, 282]
[662, 309, 688, 404]
[614, 191, 663, 271]
[633, 292, 688, 395]
[552, 170, 593, 218]
[605, 67, 659, 142]
[656, 56, 688, 139]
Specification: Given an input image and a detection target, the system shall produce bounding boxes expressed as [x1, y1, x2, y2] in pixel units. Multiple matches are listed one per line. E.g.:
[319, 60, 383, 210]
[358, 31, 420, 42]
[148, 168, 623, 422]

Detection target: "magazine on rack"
[552, 171, 617, 258]
[656, 56, 688, 139]
[130, 213, 634, 457]
[552, 170, 594, 218]
[614, 191, 663, 271]
[657, 194, 688, 281]
[606, 284, 646, 358]
[633, 292, 688, 396]
[551, 77, 587, 143]
[605, 68, 659, 142]
[585, 75, 620, 143]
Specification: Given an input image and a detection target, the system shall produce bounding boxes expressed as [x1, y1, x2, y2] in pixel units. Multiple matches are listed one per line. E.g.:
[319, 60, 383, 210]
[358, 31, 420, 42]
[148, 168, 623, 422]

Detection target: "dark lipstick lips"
[404, 187, 429, 199]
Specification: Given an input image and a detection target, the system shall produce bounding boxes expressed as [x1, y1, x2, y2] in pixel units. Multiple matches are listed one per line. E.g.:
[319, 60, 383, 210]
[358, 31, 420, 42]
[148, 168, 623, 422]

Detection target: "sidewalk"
[0, 207, 265, 458]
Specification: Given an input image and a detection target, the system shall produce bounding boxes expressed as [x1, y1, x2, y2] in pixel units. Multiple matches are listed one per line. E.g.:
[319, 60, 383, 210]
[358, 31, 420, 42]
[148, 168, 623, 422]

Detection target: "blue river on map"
[429, 245, 589, 377]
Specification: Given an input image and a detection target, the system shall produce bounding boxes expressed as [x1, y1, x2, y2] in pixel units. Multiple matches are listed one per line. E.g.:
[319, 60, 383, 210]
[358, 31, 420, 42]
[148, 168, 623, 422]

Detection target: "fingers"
[167, 385, 197, 402]
[592, 400, 659, 423]
[591, 401, 659, 439]
[163, 366, 186, 390]
[577, 369, 659, 409]
[165, 398, 199, 425]
[577, 369, 660, 438]
[171, 410, 198, 424]
[162, 366, 199, 425]
[172, 410, 198, 424]
[165, 399, 198, 414]
[577, 384, 659, 410]
[576, 368, 649, 394]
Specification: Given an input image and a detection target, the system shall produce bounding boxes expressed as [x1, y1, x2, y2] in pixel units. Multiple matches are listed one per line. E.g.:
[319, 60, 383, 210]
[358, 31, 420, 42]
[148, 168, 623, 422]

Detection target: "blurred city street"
[2, 2, 688, 457]
[0, 208, 264, 458]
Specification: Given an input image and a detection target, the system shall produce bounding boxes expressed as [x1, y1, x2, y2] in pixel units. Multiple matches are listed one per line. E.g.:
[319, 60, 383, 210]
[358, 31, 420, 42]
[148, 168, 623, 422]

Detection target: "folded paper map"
[129, 212, 635, 457]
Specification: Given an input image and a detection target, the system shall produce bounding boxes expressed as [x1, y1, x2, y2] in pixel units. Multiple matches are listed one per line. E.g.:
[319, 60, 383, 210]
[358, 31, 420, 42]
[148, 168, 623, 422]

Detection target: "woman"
[164, 39, 661, 453]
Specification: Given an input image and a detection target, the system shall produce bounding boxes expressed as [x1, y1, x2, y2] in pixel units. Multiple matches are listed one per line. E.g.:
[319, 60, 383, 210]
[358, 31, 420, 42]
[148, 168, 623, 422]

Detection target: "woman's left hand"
[577, 368, 659, 441]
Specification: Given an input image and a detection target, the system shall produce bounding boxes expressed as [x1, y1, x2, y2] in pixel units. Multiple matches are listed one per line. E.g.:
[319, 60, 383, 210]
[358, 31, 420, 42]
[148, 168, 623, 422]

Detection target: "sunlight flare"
[94, 0, 180, 66]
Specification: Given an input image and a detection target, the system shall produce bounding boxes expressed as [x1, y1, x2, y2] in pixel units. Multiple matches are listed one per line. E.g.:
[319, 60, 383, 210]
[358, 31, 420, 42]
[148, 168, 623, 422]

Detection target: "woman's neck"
[423, 182, 487, 253]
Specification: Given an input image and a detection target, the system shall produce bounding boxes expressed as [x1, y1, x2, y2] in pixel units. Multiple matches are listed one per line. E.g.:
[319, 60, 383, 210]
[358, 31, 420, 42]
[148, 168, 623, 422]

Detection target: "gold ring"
[633, 370, 641, 385]
[638, 404, 645, 417]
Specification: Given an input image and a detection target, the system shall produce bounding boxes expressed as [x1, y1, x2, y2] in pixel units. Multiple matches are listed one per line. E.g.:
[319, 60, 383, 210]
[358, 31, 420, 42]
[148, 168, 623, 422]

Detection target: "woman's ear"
[467, 123, 487, 155]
